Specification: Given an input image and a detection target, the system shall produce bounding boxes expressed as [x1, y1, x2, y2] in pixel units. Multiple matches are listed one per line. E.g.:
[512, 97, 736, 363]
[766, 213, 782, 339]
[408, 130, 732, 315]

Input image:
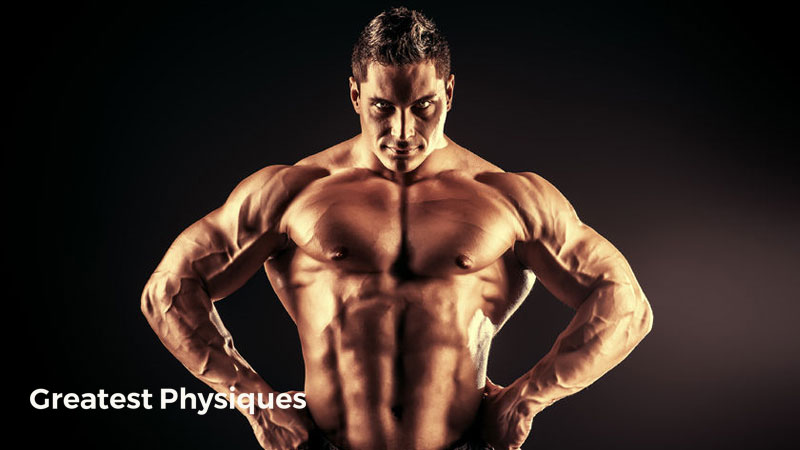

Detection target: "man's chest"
[281, 171, 522, 277]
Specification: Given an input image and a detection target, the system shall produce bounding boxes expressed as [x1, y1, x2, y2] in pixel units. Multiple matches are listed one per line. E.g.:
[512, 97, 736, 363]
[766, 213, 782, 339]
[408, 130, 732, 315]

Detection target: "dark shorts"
[305, 430, 492, 450]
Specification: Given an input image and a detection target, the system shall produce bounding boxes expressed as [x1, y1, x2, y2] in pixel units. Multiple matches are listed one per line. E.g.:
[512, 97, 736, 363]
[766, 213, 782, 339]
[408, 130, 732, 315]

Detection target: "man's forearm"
[141, 268, 273, 415]
[515, 280, 653, 414]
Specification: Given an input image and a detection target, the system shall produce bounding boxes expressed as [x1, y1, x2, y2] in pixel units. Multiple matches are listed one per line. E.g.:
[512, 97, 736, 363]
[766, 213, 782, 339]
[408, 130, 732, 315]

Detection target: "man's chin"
[380, 156, 422, 174]
[376, 150, 426, 173]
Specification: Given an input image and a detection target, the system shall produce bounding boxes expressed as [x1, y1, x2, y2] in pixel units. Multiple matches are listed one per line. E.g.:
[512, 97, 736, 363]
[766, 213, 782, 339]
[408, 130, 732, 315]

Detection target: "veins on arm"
[506, 171, 653, 409]
[141, 164, 327, 397]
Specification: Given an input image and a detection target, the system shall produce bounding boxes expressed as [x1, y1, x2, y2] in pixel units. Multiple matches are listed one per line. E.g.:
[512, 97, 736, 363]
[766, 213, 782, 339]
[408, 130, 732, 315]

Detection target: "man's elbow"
[610, 282, 653, 348]
[634, 292, 653, 342]
[140, 280, 159, 324]
[610, 290, 652, 356]
[140, 274, 170, 327]
[611, 274, 653, 342]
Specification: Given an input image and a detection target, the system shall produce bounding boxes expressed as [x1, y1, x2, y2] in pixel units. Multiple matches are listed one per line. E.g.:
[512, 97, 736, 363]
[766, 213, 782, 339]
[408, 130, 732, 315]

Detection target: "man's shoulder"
[441, 141, 504, 176]
[474, 171, 573, 228]
[435, 143, 559, 202]
[294, 137, 358, 170]
[229, 137, 369, 207]
[226, 164, 330, 211]
[239, 164, 329, 189]
[232, 137, 372, 205]
[474, 170, 552, 197]
[217, 164, 330, 236]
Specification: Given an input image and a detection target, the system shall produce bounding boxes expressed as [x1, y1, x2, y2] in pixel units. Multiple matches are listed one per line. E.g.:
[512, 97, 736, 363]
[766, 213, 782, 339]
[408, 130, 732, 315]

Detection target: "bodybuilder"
[141, 7, 653, 450]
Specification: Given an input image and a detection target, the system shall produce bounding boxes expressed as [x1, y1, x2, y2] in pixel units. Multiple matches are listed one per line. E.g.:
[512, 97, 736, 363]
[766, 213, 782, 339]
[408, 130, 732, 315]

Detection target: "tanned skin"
[141, 61, 653, 450]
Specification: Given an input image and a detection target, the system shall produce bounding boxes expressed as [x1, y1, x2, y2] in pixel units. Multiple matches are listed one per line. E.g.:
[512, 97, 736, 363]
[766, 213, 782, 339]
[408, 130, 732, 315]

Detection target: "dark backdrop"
[17, 1, 798, 449]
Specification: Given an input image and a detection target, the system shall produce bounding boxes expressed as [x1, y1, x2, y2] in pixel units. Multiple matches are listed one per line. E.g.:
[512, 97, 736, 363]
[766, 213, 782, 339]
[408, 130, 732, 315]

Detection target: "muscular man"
[141, 7, 653, 450]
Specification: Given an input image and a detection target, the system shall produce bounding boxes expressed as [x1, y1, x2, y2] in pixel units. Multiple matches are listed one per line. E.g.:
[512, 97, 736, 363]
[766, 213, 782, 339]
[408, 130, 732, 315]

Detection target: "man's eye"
[374, 102, 393, 111]
[415, 100, 432, 109]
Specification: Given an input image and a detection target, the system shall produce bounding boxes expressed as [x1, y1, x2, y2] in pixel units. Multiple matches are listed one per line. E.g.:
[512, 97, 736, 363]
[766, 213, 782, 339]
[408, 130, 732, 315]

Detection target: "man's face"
[350, 61, 454, 173]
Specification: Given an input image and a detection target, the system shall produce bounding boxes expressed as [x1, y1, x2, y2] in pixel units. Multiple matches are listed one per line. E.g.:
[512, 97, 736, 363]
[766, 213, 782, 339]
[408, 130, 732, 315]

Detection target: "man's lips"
[383, 145, 421, 156]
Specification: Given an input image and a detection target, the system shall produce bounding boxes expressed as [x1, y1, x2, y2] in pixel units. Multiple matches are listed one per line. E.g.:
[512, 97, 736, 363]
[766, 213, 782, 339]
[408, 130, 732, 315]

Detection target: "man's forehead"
[361, 61, 444, 102]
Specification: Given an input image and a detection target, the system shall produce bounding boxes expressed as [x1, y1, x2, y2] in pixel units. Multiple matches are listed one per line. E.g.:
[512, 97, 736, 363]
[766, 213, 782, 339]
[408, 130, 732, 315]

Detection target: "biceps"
[158, 212, 277, 301]
[517, 224, 627, 309]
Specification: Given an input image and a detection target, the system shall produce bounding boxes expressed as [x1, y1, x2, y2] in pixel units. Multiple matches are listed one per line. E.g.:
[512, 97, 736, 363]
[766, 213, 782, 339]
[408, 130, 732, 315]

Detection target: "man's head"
[351, 7, 450, 84]
[349, 7, 454, 174]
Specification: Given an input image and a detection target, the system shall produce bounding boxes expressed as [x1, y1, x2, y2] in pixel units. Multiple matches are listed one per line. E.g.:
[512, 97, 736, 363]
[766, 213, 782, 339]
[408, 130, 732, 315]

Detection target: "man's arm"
[140, 164, 326, 449]
[482, 172, 653, 449]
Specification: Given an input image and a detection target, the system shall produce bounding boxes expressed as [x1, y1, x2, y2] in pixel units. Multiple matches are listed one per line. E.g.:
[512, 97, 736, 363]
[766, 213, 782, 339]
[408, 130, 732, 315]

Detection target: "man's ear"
[445, 74, 455, 111]
[349, 76, 361, 114]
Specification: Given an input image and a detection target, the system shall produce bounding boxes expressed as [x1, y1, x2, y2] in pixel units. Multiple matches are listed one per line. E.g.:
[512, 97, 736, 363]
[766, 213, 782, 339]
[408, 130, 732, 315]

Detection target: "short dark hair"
[351, 7, 451, 83]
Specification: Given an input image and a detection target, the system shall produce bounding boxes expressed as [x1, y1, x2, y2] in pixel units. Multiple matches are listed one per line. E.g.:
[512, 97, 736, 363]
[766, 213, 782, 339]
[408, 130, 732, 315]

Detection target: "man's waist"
[306, 422, 492, 450]
[304, 380, 485, 449]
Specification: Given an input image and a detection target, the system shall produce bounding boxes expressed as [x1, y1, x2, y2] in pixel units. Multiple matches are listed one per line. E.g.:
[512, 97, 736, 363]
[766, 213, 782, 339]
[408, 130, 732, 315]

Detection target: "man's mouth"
[383, 145, 420, 157]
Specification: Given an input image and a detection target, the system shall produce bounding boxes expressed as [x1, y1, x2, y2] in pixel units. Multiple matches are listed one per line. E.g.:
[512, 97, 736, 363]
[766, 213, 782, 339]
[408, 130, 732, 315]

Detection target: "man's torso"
[262, 154, 536, 450]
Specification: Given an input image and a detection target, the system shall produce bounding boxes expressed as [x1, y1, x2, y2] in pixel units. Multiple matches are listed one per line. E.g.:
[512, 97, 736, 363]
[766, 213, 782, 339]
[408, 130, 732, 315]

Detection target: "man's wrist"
[515, 397, 548, 420]
[514, 371, 553, 416]
[203, 371, 277, 418]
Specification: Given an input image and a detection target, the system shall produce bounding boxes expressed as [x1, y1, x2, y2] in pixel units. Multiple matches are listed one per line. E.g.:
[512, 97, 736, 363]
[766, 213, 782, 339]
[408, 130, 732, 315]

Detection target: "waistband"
[305, 430, 492, 450]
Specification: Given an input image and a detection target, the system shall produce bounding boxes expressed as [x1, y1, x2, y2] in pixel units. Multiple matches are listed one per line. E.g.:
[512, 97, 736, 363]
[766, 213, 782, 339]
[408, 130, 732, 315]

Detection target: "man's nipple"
[455, 254, 473, 269]
[329, 246, 349, 261]
[391, 404, 403, 419]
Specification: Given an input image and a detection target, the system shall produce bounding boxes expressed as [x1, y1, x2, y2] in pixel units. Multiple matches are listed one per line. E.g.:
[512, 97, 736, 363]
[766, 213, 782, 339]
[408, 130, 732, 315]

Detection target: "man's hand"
[480, 377, 544, 450]
[247, 391, 315, 450]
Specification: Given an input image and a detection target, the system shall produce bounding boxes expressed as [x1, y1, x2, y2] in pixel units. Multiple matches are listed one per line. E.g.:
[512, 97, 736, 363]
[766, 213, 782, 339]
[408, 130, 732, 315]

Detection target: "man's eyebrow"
[367, 94, 437, 105]
[368, 96, 395, 104]
[413, 94, 437, 103]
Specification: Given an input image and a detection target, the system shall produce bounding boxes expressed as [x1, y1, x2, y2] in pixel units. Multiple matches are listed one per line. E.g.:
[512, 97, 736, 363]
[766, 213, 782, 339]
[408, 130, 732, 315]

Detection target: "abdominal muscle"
[284, 272, 496, 450]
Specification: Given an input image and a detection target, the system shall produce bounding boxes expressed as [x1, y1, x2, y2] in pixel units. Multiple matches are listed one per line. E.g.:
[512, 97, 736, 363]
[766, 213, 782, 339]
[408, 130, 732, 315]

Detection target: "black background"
[17, 1, 798, 449]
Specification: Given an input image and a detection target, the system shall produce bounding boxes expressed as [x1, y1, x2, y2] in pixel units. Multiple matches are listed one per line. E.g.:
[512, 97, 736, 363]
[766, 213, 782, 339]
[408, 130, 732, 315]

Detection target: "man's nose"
[391, 109, 415, 140]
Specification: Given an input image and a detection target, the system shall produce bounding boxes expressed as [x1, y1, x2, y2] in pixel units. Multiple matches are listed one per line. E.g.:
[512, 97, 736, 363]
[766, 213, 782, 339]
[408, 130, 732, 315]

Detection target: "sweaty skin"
[141, 62, 653, 450]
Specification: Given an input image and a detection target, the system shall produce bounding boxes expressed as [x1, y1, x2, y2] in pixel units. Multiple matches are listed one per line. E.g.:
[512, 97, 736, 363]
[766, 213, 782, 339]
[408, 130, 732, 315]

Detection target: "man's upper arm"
[150, 164, 327, 301]
[510, 172, 643, 310]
